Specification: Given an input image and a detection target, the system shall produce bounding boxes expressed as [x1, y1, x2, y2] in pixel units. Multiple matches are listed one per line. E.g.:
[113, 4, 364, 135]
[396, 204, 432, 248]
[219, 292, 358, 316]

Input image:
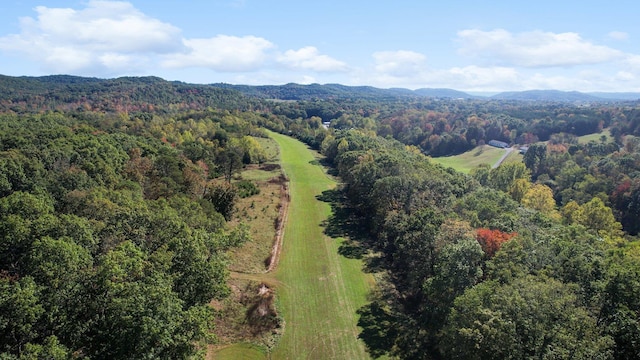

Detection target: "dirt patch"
[213, 280, 282, 349]
[260, 163, 281, 172]
[245, 284, 280, 336]
[209, 166, 291, 358]
[268, 173, 288, 185]
[266, 178, 289, 272]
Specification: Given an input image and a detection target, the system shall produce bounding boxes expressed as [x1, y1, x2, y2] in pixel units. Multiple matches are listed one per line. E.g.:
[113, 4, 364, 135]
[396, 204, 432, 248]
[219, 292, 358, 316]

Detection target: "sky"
[1, 0, 639, 93]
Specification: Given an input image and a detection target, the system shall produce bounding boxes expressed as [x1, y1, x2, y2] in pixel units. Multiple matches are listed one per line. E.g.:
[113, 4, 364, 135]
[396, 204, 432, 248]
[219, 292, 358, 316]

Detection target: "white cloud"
[31, 2, 182, 53]
[277, 46, 348, 72]
[372, 50, 427, 77]
[362, 51, 523, 91]
[457, 29, 624, 68]
[1, 2, 638, 92]
[625, 55, 640, 70]
[608, 31, 629, 41]
[524, 72, 591, 91]
[615, 71, 635, 81]
[355, 54, 637, 92]
[162, 36, 274, 72]
[443, 65, 520, 89]
[300, 75, 317, 84]
[0, 0, 182, 74]
[0, 1, 346, 77]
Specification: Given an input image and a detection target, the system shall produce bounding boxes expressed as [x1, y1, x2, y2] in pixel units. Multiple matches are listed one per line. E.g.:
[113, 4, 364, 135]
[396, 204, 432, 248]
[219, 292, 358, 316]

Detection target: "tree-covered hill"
[4, 73, 640, 359]
[210, 82, 422, 100]
[491, 89, 607, 102]
[0, 74, 257, 113]
[0, 107, 275, 358]
[317, 129, 638, 359]
[4, 74, 637, 109]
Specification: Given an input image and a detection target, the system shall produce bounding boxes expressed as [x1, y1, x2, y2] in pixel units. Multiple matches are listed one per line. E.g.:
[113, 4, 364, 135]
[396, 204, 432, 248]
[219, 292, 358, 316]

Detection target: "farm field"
[430, 145, 509, 173]
[429, 129, 612, 174]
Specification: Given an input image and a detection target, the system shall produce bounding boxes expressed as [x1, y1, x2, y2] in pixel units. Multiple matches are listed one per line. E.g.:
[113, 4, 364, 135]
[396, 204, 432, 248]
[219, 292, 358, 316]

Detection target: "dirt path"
[492, 147, 514, 168]
[266, 179, 290, 273]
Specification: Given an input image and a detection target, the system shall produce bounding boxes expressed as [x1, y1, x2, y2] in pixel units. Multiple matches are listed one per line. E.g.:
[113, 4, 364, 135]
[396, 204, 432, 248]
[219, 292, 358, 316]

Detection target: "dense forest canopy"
[3, 74, 640, 359]
[0, 104, 267, 358]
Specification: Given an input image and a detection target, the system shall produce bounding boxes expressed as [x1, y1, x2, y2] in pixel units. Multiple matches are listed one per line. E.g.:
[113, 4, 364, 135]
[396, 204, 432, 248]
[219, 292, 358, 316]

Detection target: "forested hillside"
[318, 130, 630, 359]
[0, 75, 259, 113]
[0, 107, 270, 358]
[3, 74, 640, 359]
[249, 80, 640, 359]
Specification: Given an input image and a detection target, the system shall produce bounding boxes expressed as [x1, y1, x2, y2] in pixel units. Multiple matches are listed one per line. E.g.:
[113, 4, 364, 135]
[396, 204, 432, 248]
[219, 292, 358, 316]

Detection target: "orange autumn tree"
[476, 228, 517, 257]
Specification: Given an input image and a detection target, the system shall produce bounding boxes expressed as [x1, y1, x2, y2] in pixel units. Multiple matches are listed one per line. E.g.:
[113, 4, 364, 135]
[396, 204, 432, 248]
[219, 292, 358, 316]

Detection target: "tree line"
[317, 129, 637, 359]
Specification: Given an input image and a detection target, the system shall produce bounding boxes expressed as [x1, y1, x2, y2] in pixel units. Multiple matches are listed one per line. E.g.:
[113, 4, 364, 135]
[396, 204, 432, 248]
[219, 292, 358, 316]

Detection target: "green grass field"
[430, 145, 508, 173]
[577, 128, 612, 144]
[211, 343, 266, 360]
[503, 149, 524, 164]
[429, 129, 613, 175]
[268, 131, 373, 359]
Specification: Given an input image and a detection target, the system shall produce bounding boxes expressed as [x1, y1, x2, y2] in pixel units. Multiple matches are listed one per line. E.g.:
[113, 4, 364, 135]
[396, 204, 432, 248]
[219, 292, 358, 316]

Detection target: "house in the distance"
[488, 140, 509, 149]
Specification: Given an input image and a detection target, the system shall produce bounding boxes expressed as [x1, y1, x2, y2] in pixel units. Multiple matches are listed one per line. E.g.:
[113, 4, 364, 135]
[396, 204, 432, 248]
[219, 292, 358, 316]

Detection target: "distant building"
[488, 140, 509, 149]
[519, 146, 529, 154]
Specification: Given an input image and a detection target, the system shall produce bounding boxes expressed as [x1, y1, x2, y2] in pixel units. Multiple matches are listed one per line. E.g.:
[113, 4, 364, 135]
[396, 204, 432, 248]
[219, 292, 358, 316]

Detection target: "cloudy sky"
[1, 0, 639, 92]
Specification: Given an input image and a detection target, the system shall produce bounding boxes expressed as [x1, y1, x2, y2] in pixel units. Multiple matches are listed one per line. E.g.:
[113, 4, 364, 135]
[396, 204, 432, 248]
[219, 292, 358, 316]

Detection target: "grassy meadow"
[269, 131, 373, 360]
[429, 129, 613, 174]
[213, 132, 373, 359]
[430, 144, 508, 173]
[577, 128, 612, 144]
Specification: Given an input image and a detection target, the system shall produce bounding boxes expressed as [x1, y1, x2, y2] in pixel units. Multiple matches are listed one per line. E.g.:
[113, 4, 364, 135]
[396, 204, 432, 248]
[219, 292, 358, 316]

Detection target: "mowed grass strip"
[430, 145, 507, 173]
[210, 343, 266, 360]
[268, 131, 372, 360]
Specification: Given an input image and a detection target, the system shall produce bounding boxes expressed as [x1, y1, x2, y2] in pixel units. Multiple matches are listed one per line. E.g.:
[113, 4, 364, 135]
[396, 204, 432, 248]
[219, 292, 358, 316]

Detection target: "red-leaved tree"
[476, 228, 517, 257]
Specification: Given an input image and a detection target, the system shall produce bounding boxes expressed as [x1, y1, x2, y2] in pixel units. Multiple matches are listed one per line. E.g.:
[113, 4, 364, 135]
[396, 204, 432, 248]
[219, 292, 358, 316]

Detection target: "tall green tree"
[523, 143, 547, 179]
[0, 277, 44, 355]
[87, 241, 214, 359]
[441, 275, 613, 359]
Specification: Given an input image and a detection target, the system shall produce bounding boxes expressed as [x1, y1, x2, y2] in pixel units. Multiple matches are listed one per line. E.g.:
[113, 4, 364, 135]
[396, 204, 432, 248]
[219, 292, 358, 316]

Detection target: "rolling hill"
[1, 74, 639, 106]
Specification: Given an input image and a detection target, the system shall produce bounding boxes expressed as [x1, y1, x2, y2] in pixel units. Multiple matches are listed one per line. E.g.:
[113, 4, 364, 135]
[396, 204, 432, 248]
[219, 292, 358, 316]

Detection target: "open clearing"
[268, 131, 373, 359]
[577, 128, 612, 144]
[430, 129, 613, 174]
[430, 145, 508, 173]
[213, 132, 373, 359]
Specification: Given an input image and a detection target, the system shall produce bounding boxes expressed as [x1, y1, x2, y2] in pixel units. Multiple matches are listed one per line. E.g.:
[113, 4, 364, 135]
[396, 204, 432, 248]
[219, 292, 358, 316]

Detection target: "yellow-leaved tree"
[521, 183, 561, 221]
[574, 197, 623, 239]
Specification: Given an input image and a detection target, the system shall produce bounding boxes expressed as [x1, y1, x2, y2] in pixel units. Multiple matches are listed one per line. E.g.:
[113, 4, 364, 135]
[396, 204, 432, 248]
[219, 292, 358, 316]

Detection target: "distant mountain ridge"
[413, 88, 479, 99]
[491, 90, 607, 102]
[211, 82, 640, 102]
[210, 82, 421, 100]
[0, 74, 638, 104]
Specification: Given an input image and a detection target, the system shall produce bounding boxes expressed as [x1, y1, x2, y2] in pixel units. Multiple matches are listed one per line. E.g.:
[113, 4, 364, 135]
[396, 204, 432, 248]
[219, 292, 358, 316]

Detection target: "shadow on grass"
[316, 188, 386, 273]
[316, 182, 391, 357]
[311, 158, 339, 176]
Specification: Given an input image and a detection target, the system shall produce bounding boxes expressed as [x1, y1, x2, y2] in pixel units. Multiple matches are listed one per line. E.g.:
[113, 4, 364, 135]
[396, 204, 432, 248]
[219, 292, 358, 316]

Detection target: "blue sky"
[1, 0, 639, 92]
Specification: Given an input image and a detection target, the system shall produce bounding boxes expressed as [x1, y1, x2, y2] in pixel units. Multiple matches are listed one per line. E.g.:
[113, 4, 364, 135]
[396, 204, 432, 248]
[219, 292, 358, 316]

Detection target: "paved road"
[492, 147, 514, 168]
